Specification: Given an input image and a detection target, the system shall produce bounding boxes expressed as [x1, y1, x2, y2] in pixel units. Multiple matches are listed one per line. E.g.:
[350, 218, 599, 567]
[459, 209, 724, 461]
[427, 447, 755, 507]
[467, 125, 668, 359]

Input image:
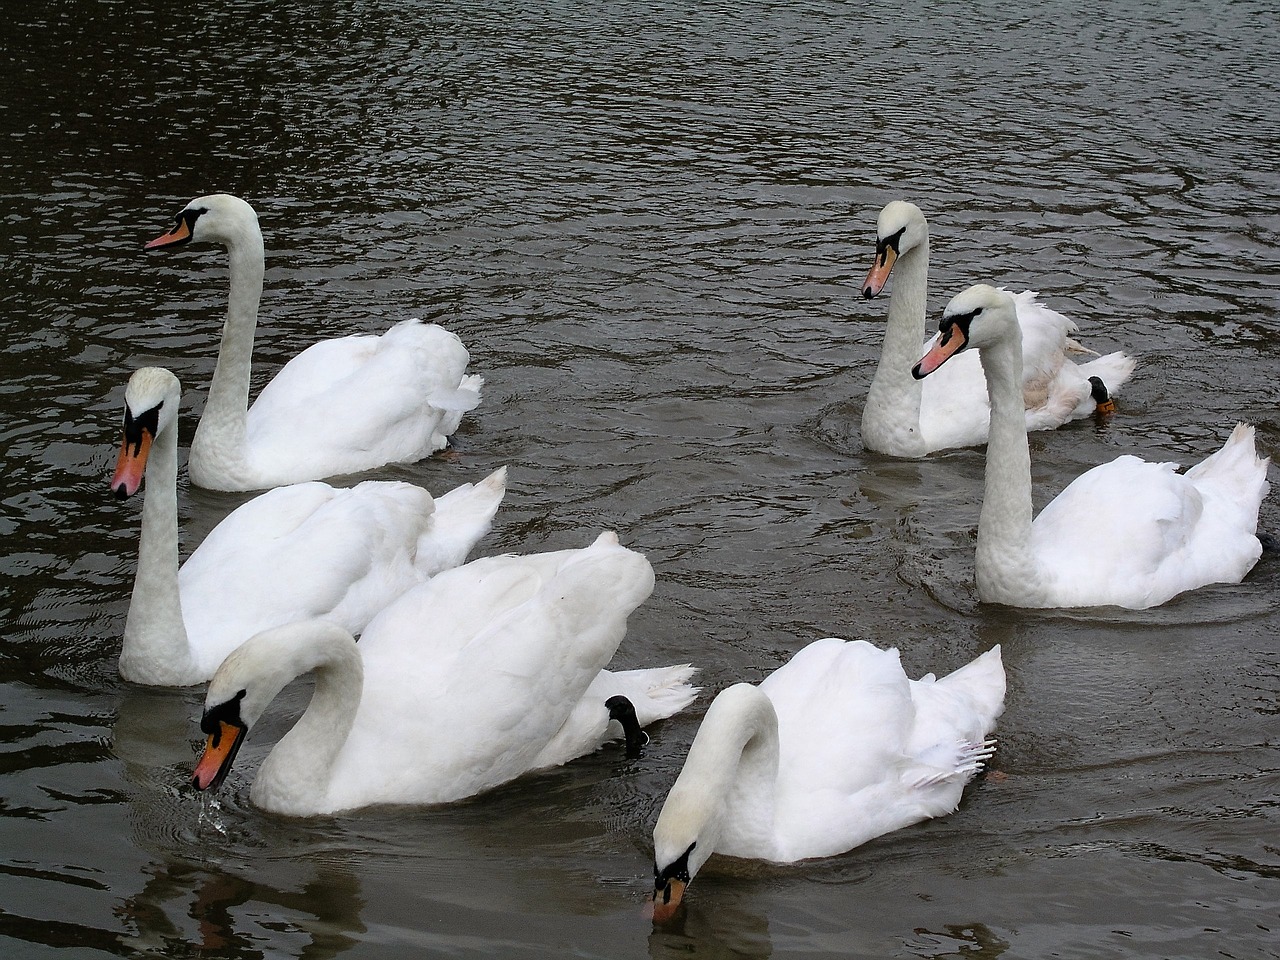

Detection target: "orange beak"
[862, 245, 898, 298]
[192, 720, 247, 792]
[145, 217, 192, 250]
[651, 879, 687, 923]
[110, 428, 152, 498]
[913, 325, 968, 379]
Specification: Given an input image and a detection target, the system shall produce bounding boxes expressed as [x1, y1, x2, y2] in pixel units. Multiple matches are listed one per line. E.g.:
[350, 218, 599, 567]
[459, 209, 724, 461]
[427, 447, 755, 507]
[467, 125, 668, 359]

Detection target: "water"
[2, 0, 1279, 956]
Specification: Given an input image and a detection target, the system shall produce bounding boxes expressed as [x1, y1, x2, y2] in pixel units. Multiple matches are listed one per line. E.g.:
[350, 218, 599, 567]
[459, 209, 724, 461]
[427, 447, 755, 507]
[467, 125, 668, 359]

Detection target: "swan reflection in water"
[115, 858, 365, 960]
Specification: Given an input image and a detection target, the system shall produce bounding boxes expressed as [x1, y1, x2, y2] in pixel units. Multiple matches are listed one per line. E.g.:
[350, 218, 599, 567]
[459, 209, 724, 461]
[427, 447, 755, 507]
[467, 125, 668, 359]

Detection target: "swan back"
[1028, 425, 1269, 608]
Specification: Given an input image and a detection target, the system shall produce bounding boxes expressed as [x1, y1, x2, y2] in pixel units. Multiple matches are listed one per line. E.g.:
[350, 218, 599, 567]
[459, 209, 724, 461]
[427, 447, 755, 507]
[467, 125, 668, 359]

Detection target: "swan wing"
[245, 320, 480, 480]
[409, 466, 507, 577]
[178, 480, 439, 678]
[902, 645, 1005, 815]
[1031, 455, 1193, 602]
[328, 534, 656, 807]
[1030, 430, 1266, 608]
[757, 640, 1004, 861]
[758, 639, 915, 857]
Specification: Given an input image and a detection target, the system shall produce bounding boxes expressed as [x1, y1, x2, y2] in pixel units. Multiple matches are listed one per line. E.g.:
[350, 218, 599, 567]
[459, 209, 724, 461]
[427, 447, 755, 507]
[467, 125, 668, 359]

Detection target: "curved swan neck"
[120, 410, 194, 685]
[190, 226, 264, 479]
[655, 684, 780, 866]
[250, 624, 364, 815]
[976, 330, 1038, 601]
[863, 237, 929, 453]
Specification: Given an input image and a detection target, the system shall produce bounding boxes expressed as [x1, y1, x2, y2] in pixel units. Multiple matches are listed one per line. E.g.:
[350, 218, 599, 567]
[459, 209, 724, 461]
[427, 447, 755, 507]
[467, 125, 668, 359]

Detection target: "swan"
[859, 200, 1136, 457]
[913, 284, 1270, 609]
[145, 193, 483, 491]
[109, 367, 506, 687]
[651, 638, 1004, 921]
[190, 532, 699, 816]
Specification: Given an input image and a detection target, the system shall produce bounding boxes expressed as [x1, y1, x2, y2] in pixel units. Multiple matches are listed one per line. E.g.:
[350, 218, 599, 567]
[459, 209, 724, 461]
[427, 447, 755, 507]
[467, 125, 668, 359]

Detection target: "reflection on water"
[2, 0, 1279, 957]
[906, 923, 1010, 960]
[648, 893, 773, 959]
[116, 859, 365, 960]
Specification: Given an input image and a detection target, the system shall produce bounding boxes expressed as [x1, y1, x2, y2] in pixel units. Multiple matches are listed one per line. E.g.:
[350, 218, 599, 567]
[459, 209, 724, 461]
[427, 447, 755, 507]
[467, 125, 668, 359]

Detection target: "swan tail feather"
[1184, 423, 1271, 529]
[1186, 422, 1268, 481]
[413, 467, 507, 573]
[908, 738, 998, 789]
[936, 644, 1006, 724]
[429, 374, 484, 413]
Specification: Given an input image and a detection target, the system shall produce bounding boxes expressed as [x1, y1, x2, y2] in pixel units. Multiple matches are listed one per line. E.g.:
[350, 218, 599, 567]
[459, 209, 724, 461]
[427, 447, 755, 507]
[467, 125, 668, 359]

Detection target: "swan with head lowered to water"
[110, 366, 506, 687]
[913, 284, 1270, 609]
[650, 638, 1004, 921]
[859, 200, 1136, 457]
[191, 532, 698, 816]
[145, 194, 483, 492]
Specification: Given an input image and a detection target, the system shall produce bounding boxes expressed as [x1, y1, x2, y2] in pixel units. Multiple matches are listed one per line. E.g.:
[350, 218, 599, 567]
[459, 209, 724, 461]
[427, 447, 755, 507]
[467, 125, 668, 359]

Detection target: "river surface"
[2, 1, 1279, 957]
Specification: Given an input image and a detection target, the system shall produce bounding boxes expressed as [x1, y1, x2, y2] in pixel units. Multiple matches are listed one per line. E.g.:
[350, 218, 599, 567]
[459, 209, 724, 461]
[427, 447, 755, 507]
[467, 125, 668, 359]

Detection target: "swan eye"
[181, 207, 207, 232]
[937, 316, 967, 348]
[874, 226, 905, 266]
[655, 841, 696, 888]
[938, 307, 981, 347]
[200, 688, 248, 738]
[122, 402, 162, 455]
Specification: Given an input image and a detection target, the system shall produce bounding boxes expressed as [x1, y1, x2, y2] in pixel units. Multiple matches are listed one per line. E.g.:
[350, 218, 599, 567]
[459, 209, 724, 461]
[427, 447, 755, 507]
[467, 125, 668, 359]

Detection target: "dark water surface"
[2, 1, 1279, 957]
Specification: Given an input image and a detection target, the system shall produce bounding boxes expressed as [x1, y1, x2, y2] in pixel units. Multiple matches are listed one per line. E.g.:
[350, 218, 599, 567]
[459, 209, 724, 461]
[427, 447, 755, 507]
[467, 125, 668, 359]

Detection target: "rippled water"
[2, 1, 1279, 957]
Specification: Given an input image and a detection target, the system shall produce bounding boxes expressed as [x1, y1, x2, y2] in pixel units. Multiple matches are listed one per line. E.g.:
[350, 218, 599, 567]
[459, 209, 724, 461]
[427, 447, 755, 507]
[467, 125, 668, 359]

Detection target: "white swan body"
[192, 532, 698, 816]
[914, 284, 1270, 609]
[110, 367, 506, 687]
[146, 194, 483, 491]
[860, 200, 1136, 457]
[651, 638, 1004, 920]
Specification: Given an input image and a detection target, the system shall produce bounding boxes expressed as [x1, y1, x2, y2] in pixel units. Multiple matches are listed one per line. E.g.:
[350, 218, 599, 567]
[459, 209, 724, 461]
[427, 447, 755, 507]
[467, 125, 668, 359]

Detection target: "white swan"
[859, 200, 1136, 457]
[651, 638, 1004, 921]
[145, 194, 483, 492]
[914, 284, 1270, 609]
[110, 367, 506, 687]
[191, 532, 698, 816]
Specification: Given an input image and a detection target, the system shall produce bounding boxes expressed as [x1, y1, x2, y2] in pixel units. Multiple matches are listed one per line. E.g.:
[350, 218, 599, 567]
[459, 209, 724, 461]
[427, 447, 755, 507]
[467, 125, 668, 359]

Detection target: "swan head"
[191, 620, 360, 793]
[863, 200, 928, 298]
[145, 194, 261, 251]
[110, 367, 181, 498]
[652, 804, 718, 924]
[912, 284, 1017, 379]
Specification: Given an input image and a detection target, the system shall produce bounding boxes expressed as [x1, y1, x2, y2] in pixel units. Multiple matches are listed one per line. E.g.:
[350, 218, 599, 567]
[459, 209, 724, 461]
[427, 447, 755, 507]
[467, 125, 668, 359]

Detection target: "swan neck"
[976, 333, 1038, 600]
[120, 413, 194, 685]
[863, 239, 928, 451]
[657, 685, 780, 862]
[252, 628, 364, 815]
[191, 231, 264, 471]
